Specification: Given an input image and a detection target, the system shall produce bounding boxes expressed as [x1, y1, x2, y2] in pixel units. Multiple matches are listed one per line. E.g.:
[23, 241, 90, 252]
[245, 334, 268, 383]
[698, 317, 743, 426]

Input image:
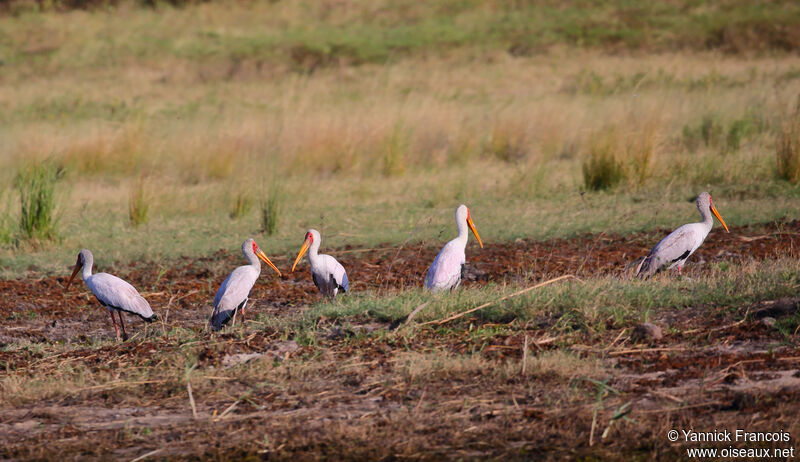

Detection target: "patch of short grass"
[295, 259, 800, 333]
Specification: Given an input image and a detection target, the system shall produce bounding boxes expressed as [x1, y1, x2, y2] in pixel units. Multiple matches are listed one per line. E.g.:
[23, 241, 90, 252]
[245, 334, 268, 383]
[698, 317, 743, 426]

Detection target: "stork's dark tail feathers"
[209, 311, 231, 331]
[144, 314, 158, 323]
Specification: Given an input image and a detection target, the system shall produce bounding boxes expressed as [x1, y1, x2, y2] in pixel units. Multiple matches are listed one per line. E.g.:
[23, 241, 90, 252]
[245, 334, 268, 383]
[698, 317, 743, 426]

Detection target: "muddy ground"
[1, 221, 800, 460]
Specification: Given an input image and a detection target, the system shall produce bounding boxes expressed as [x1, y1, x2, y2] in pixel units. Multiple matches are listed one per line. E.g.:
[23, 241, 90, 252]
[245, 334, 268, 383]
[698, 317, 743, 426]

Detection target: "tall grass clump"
[128, 179, 149, 227]
[381, 123, 409, 177]
[0, 188, 14, 245]
[230, 191, 252, 219]
[627, 124, 657, 185]
[776, 99, 800, 184]
[582, 132, 625, 191]
[485, 122, 529, 164]
[15, 161, 63, 241]
[260, 183, 283, 236]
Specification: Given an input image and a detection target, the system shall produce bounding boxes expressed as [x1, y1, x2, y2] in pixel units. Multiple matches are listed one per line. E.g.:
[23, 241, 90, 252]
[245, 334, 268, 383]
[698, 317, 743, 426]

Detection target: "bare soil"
[2, 221, 800, 460]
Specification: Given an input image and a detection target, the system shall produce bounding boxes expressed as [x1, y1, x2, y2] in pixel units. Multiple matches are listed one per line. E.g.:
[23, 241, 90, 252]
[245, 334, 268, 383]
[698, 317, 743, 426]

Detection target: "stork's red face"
[251, 240, 282, 276]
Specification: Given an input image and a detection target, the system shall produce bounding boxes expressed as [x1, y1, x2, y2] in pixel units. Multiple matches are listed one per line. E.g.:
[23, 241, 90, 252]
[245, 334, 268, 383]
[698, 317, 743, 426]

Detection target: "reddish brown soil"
[1, 221, 800, 460]
[2, 220, 798, 338]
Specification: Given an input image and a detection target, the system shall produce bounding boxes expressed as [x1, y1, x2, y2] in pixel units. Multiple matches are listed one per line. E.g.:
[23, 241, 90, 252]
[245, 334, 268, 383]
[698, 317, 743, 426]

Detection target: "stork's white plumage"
[636, 192, 729, 278]
[291, 229, 349, 299]
[66, 249, 156, 341]
[425, 204, 483, 292]
[210, 238, 281, 330]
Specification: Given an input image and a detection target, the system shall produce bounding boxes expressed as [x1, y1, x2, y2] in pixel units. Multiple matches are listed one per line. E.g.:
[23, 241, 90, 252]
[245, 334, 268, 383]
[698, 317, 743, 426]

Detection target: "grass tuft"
[627, 123, 657, 185]
[0, 188, 15, 245]
[230, 191, 252, 220]
[15, 161, 63, 241]
[485, 121, 529, 164]
[381, 122, 409, 177]
[260, 183, 283, 236]
[128, 178, 150, 227]
[776, 98, 800, 184]
[582, 131, 625, 191]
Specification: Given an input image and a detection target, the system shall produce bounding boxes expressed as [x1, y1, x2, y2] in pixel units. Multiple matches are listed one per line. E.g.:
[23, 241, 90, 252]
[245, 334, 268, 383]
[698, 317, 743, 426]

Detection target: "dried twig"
[397, 302, 430, 329]
[76, 380, 165, 392]
[187, 381, 198, 420]
[130, 448, 163, 462]
[413, 390, 426, 416]
[522, 335, 529, 375]
[216, 399, 240, 421]
[418, 275, 578, 327]
[608, 347, 686, 356]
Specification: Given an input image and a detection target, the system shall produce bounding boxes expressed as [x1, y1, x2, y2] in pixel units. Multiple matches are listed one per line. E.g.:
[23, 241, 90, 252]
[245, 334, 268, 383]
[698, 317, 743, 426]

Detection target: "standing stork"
[636, 192, 729, 278]
[65, 249, 157, 341]
[425, 204, 483, 292]
[291, 229, 349, 299]
[210, 238, 282, 330]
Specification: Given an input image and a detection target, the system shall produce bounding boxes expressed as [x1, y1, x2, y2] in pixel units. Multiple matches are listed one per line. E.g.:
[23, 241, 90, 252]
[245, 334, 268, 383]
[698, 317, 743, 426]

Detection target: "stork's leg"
[231, 308, 237, 327]
[108, 309, 121, 341]
[240, 299, 248, 323]
[118, 311, 129, 341]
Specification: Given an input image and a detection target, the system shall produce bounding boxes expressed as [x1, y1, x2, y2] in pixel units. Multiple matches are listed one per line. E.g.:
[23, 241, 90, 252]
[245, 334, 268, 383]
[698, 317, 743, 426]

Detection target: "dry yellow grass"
[1, 5, 799, 273]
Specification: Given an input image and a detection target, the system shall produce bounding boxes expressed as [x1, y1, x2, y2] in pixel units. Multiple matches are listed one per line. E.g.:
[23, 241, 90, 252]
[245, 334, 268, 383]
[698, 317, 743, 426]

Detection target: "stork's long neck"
[307, 239, 321, 266]
[698, 203, 714, 230]
[456, 217, 469, 244]
[245, 249, 261, 271]
[81, 253, 94, 280]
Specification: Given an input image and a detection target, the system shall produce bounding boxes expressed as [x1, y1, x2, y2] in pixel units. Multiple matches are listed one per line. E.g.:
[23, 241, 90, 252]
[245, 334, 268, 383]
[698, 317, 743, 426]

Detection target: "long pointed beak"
[710, 205, 729, 233]
[467, 217, 483, 248]
[65, 264, 80, 292]
[256, 249, 282, 277]
[291, 238, 312, 272]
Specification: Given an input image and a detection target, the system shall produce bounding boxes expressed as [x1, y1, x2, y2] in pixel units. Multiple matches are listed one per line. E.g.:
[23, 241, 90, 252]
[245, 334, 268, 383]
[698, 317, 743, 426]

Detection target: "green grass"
[0, 1, 799, 276]
[128, 178, 149, 227]
[1, 170, 799, 278]
[1, 0, 799, 77]
[283, 258, 800, 334]
[15, 161, 63, 242]
[260, 183, 283, 236]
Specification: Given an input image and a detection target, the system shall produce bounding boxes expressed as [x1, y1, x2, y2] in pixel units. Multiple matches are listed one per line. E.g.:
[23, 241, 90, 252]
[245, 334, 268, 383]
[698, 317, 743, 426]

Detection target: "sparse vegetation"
[229, 191, 252, 220]
[260, 183, 283, 236]
[583, 131, 625, 191]
[128, 178, 149, 227]
[777, 98, 800, 184]
[0, 188, 14, 245]
[15, 161, 63, 242]
[2, 1, 800, 458]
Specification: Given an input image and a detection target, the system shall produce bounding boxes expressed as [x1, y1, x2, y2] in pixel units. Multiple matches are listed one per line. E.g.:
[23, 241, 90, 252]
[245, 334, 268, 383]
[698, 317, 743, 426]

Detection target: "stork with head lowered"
[66, 249, 157, 341]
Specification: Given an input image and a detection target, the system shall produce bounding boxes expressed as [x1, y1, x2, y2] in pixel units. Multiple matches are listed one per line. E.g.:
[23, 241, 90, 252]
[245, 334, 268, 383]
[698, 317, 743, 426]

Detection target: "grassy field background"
[2, 2, 800, 459]
[1, 0, 800, 276]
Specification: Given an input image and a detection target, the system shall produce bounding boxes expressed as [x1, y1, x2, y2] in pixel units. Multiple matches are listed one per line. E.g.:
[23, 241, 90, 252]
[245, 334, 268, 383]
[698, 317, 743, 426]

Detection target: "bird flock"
[64, 193, 728, 341]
